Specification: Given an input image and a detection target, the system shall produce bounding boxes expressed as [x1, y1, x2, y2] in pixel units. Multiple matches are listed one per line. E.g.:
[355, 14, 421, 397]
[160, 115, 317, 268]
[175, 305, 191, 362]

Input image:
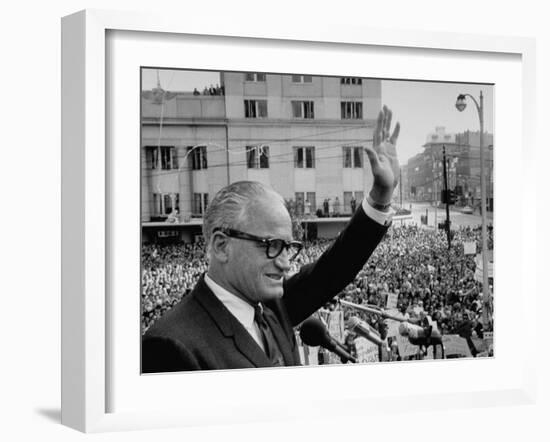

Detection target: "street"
[399, 201, 494, 230]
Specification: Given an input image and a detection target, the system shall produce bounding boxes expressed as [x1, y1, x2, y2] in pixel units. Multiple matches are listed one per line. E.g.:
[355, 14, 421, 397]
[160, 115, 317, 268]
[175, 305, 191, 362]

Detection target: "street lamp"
[455, 91, 490, 326]
[455, 94, 467, 112]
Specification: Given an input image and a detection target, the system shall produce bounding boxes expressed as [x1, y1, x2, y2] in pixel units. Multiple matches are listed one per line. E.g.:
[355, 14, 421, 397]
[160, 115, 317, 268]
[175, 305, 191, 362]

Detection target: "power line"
[143, 140, 374, 178]
[144, 121, 371, 146]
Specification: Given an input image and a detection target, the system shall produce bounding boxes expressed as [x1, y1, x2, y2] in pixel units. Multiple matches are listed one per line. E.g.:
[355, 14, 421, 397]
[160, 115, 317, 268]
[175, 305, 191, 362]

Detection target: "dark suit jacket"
[142, 208, 388, 373]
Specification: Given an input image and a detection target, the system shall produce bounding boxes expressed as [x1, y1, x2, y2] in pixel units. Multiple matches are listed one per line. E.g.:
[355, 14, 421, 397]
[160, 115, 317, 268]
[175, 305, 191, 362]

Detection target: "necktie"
[254, 304, 284, 366]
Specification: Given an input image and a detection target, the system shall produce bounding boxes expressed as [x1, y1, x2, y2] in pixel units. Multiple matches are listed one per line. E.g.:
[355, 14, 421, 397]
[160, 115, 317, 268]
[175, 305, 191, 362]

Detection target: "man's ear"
[210, 232, 230, 263]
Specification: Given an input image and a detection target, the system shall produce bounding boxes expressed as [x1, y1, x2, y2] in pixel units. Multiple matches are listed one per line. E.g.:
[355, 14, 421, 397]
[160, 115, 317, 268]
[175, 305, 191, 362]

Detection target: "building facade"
[405, 127, 493, 209]
[141, 72, 382, 224]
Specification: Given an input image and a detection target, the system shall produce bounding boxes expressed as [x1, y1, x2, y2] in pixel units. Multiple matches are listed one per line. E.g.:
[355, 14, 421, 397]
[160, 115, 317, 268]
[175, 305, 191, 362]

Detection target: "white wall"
[2, 1, 548, 442]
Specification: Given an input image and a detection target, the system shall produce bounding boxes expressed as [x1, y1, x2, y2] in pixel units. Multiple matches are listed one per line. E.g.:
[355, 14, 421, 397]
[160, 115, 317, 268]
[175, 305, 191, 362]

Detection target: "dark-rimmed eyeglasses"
[213, 227, 303, 261]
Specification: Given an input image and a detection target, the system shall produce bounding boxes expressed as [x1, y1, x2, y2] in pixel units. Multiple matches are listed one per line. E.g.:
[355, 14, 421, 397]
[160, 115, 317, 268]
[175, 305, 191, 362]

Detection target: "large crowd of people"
[141, 242, 208, 333]
[141, 223, 494, 359]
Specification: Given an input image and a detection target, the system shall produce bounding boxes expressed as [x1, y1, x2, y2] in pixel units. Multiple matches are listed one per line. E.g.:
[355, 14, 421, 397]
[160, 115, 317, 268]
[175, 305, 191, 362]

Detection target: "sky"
[141, 68, 493, 164]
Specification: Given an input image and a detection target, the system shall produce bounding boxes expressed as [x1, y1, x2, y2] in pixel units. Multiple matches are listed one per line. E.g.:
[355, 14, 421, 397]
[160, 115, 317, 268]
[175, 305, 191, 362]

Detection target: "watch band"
[367, 194, 392, 211]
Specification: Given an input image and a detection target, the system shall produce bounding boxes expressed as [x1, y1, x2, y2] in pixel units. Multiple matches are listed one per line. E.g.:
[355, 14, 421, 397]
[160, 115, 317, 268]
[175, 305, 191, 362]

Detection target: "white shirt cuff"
[361, 197, 395, 226]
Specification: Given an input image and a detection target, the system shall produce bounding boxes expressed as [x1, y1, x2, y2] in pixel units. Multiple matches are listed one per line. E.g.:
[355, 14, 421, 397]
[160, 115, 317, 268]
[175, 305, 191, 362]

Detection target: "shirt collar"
[204, 273, 256, 329]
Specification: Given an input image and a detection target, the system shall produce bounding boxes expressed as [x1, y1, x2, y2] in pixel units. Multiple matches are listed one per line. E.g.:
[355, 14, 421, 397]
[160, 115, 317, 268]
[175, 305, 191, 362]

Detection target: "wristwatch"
[367, 194, 392, 212]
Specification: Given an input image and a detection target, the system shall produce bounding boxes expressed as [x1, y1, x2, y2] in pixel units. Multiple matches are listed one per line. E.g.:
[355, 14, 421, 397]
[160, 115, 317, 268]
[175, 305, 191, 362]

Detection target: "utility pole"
[399, 167, 403, 208]
[455, 91, 490, 327]
[225, 123, 230, 185]
[442, 145, 451, 250]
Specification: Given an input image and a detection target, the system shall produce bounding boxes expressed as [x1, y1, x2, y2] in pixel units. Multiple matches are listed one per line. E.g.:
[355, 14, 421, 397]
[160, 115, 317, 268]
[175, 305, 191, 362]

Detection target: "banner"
[395, 334, 419, 359]
[327, 310, 344, 341]
[385, 310, 404, 338]
[463, 241, 476, 255]
[442, 334, 472, 358]
[386, 292, 399, 310]
[470, 337, 487, 353]
[326, 309, 345, 364]
[474, 266, 483, 283]
[474, 252, 494, 280]
[355, 337, 379, 363]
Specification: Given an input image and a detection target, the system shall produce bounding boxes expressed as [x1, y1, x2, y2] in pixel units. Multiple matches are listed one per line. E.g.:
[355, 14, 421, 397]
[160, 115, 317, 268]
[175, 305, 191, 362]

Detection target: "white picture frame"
[61, 9, 537, 433]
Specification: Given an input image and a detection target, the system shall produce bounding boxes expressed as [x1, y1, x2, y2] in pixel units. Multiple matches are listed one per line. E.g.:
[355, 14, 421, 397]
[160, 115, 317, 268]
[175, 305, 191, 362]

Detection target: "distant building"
[399, 166, 408, 206]
[141, 73, 382, 229]
[405, 127, 493, 209]
[455, 130, 494, 209]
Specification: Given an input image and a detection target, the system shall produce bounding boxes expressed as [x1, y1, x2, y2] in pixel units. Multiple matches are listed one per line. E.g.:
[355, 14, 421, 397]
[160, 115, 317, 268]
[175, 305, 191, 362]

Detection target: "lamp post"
[455, 92, 490, 326]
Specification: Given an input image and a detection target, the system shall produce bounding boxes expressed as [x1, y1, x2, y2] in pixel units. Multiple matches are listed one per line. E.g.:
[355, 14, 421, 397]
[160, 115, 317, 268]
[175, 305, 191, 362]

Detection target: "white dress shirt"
[204, 273, 265, 351]
[361, 197, 395, 226]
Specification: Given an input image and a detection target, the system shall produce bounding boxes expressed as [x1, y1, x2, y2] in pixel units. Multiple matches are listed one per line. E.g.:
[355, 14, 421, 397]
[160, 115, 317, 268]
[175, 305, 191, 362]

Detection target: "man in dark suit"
[142, 106, 400, 373]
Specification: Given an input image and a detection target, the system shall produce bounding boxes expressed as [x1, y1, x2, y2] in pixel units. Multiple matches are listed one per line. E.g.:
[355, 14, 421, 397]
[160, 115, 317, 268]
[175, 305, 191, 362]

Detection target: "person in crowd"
[142, 106, 401, 372]
[343, 332, 358, 361]
[323, 198, 329, 217]
[333, 197, 340, 216]
[166, 209, 179, 223]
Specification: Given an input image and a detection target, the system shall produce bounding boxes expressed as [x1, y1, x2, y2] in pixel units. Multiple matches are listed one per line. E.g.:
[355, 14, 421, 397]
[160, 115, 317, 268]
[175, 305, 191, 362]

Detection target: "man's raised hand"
[364, 105, 401, 205]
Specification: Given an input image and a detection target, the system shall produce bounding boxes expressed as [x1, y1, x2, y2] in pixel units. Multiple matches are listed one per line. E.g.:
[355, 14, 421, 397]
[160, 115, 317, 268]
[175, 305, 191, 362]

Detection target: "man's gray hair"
[202, 181, 284, 255]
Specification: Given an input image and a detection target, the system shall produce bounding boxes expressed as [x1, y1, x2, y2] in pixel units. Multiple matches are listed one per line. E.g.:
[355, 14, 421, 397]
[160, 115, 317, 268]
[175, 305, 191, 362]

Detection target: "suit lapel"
[193, 276, 271, 368]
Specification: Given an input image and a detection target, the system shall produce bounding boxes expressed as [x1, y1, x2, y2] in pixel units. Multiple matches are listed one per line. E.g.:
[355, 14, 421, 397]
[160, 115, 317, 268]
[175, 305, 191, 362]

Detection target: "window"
[291, 75, 313, 83]
[245, 72, 266, 82]
[246, 145, 270, 169]
[294, 192, 317, 215]
[291, 101, 315, 119]
[306, 192, 316, 214]
[147, 146, 178, 170]
[344, 191, 364, 213]
[340, 101, 363, 119]
[187, 146, 208, 170]
[192, 193, 209, 216]
[244, 99, 268, 118]
[343, 146, 363, 168]
[294, 192, 305, 216]
[340, 77, 362, 85]
[187, 145, 208, 170]
[153, 193, 180, 216]
[294, 146, 315, 168]
[344, 192, 353, 213]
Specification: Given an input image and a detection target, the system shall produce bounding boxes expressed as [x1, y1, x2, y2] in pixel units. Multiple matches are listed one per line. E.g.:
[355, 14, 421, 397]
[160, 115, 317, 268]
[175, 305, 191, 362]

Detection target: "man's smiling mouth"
[266, 273, 283, 281]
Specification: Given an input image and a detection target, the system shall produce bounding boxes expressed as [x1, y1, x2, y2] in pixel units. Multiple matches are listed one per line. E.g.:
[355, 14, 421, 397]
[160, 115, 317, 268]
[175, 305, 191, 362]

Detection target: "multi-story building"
[455, 130, 494, 209]
[141, 87, 227, 223]
[141, 72, 382, 232]
[405, 127, 493, 208]
[398, 166, 408, 208]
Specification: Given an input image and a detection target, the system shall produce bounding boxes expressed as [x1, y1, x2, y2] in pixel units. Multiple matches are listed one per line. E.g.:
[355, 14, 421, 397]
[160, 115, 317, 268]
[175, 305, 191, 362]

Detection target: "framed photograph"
[62, 9, 536, 433]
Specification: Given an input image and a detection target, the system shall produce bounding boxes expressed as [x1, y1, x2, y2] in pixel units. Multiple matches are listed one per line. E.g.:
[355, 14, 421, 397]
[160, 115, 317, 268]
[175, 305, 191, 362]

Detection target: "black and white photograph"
[140, 68, 494, 372]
